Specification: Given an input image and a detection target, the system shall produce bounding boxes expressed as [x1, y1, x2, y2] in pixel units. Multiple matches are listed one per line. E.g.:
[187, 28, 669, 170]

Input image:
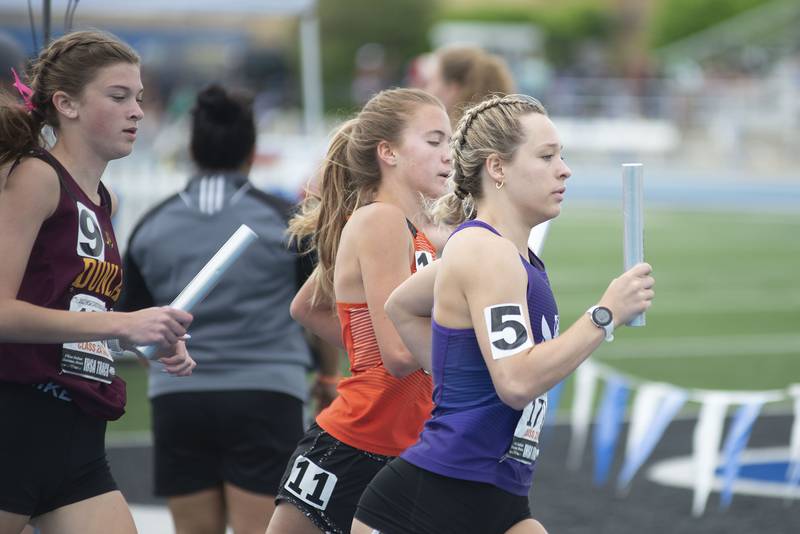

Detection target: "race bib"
[484, 304, 533, 360]
[283, 455, 338, 510]
[76, 201, 105, 262]
[415, 250, 433, 270]
[61, 294, 115, 384]
[505, 394, 547, 464]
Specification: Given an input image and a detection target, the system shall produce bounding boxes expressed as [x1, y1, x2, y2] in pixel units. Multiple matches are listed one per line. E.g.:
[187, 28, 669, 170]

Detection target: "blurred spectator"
[423, 45, 516, 126]
[351, 43, 388, 105]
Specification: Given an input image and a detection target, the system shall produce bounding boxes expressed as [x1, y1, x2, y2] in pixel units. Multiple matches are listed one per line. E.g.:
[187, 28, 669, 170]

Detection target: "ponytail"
[288, 120, 369, 305]
[288, 87, 444, 306]
[0, 92, 42, 167]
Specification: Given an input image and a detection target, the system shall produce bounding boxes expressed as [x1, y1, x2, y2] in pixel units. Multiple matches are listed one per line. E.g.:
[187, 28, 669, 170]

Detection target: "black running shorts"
[0, 382, 117, 517]
[151, 390, 304, 496]
[355, 457, 533, 534]
[275, 423, 392, 534]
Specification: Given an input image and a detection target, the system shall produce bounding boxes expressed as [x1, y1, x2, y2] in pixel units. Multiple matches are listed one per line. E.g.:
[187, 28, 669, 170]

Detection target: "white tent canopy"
[65, 0, 314, 16]
[0, 0, 317, 16]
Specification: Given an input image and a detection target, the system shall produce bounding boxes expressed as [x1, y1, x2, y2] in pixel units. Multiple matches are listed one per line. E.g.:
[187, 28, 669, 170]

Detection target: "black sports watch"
[586, 305, 614, 342]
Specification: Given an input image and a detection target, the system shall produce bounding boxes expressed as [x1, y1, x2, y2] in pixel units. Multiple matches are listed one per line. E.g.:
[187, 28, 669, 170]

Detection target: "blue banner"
[593, 377, 629, 486]
[719, 402, 763, 508]
[617, 386, 687, 491]
[545, 380, 564, 426]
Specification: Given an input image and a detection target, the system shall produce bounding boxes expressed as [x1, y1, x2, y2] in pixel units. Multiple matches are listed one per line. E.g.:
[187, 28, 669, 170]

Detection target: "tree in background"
[316, 0, 780, 109]
[319, 0, 437, 111]
[439, 1, 619, 75]
[649, 0, 773, 48]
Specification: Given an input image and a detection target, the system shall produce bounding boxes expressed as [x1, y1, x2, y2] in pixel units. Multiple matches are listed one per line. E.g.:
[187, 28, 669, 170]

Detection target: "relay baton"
[137, 224, 259, 359]
[528, 220, 551, 257]
[622, 163, 645, 327]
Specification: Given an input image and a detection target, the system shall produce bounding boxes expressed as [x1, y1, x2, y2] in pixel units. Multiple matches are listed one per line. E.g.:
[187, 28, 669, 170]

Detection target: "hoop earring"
[495, 180, 505, 190]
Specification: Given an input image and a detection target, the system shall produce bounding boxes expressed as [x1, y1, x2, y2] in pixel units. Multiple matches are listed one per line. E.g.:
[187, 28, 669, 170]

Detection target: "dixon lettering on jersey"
[72, 257, 122, 302]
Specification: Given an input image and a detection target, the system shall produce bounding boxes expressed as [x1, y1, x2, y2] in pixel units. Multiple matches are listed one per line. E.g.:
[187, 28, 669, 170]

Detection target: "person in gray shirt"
[118, 84, 327, 534]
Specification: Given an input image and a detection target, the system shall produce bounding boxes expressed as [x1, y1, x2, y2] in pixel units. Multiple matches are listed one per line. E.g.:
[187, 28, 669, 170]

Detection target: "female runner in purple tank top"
[352, 94, 656, 534]
[0, 30, 195, 534]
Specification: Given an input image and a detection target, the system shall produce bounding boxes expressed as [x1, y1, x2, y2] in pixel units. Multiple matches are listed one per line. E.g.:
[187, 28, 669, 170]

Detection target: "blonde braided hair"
[432, 94, 547, 226]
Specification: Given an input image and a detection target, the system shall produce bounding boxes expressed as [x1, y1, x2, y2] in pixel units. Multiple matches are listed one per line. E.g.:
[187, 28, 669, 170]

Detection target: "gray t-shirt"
[119, 173, 313, 401]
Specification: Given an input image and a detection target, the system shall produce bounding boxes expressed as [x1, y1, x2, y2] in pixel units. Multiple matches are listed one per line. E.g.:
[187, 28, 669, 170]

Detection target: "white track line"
[599, 333, 800, 359]
[130, 505, 233, 534]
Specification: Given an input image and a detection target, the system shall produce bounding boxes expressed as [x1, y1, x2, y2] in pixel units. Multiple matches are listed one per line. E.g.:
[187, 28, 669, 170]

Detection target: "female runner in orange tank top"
[266, 88, 452, 534]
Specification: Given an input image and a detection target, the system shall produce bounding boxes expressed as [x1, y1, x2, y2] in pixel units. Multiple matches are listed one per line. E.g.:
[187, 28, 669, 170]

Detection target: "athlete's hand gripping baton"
[622, 163, 645, 326]
[137, 224, 259, 359]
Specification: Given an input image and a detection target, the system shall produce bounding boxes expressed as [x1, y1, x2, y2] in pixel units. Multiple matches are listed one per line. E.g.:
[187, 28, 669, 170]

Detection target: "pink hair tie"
[10, 68, 36, 112]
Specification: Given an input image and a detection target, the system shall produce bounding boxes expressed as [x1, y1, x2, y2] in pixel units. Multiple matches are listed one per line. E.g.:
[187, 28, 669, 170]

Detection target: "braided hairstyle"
[432, 94, 547, 226]
[0, 30, 139, 168]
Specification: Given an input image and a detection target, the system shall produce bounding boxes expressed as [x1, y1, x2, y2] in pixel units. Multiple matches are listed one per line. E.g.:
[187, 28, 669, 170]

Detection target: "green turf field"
[546, 205, 799, 390]
[108, 361, 151, 435]
[109, 206, 800, 436]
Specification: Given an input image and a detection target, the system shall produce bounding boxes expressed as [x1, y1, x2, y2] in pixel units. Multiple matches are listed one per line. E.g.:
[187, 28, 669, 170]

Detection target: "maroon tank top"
[0, 150, 126, 420]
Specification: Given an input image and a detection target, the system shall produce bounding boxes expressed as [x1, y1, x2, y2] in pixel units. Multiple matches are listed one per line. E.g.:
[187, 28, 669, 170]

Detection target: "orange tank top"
[316, 220, 436, 456]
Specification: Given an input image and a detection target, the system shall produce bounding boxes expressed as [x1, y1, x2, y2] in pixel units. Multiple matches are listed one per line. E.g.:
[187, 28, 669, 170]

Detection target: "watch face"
[593, 307, 612, 326]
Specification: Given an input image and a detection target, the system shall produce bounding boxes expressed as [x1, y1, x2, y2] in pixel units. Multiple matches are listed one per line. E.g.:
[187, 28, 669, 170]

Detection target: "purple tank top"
[401, 220, 559, 496]
[0, 150, 126, 420]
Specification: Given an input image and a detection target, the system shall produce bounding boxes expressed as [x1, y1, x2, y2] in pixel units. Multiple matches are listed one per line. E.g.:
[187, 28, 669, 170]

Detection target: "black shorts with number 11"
[275, 423, 391, 534]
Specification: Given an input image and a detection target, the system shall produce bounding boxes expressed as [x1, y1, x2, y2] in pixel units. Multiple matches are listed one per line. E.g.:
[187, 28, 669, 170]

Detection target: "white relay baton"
[137, 224, 259, 359]
[528, 220, 551, 258]
[622, 163, 645, 327]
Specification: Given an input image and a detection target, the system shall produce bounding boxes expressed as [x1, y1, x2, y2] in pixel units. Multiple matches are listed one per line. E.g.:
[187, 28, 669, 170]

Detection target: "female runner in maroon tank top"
[0, 30, 195, 534]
